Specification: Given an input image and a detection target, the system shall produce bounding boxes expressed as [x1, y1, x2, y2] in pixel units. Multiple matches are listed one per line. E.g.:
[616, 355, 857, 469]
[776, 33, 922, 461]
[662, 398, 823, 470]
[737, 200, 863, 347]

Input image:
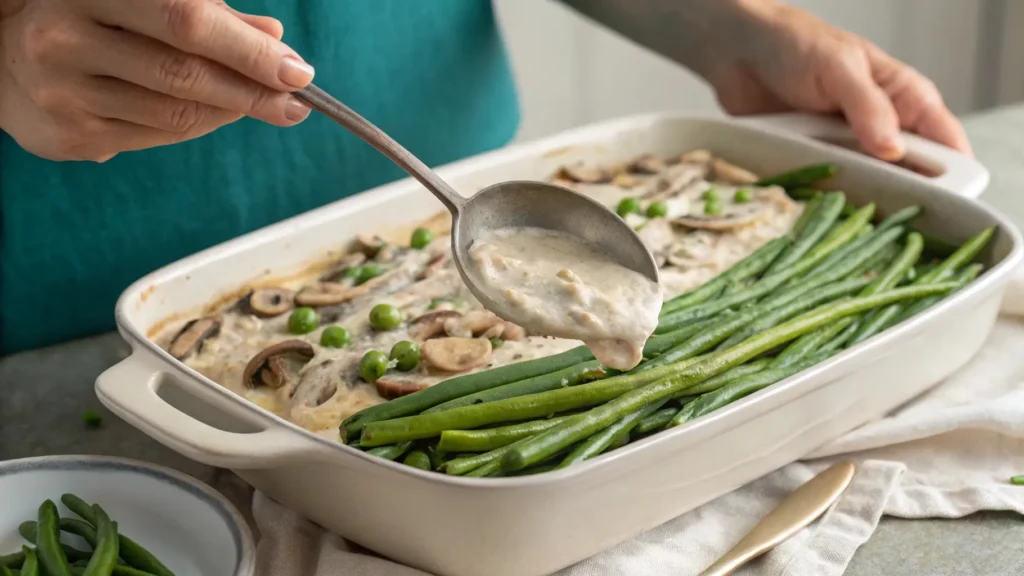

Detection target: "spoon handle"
[698, 461, 856, 576]
[295, 84, 465, 213]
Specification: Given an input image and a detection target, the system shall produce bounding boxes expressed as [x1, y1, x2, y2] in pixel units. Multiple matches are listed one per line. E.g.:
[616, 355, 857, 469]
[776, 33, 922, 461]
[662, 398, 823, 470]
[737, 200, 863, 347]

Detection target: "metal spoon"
[294, 84, 659, 322]
[698, 461, 856, 576]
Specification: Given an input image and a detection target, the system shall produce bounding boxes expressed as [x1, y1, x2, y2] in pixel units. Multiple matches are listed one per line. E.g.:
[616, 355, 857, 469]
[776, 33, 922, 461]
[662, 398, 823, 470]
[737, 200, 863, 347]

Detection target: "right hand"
[0, 0, 315, 162]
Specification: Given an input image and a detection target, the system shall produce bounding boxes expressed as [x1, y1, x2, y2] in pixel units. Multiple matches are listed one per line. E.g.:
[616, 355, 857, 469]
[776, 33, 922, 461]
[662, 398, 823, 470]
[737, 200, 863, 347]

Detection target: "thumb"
[823, 53, 904, 161]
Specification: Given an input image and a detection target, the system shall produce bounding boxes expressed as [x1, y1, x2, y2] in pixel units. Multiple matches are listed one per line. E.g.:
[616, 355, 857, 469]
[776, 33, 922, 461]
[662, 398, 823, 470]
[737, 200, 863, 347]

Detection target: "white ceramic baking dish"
[96, 112, 1022, 576]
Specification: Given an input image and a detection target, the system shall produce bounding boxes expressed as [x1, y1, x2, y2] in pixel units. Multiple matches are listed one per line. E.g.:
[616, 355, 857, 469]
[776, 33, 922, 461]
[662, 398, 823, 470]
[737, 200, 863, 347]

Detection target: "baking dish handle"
[96, 353, 331, 469]
[742, 112, 989, 199]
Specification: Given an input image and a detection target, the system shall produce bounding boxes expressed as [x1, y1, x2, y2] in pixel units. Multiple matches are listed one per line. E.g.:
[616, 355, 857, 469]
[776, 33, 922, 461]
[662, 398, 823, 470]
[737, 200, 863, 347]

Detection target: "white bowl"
[0, 455, 254, 576]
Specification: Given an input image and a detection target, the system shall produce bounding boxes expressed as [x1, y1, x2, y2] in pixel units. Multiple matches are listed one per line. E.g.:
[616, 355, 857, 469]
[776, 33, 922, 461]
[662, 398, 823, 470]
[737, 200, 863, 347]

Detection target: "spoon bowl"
[295, 83, 659, 322]
[453, 180, 660, 319]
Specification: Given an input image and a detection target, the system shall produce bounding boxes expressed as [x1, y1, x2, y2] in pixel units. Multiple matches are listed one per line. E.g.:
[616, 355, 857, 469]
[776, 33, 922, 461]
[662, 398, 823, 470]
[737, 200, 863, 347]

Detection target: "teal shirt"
[0, 0, 518, 354]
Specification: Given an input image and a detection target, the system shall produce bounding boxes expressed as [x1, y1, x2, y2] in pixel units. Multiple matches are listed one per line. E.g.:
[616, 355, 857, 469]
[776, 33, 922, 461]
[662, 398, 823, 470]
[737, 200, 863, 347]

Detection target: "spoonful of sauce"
[295, 84, 663, 370]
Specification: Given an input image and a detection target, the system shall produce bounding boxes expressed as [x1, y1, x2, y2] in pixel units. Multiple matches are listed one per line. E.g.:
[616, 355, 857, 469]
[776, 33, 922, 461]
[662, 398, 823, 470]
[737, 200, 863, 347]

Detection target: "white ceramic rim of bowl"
[0, 454, 256, 576]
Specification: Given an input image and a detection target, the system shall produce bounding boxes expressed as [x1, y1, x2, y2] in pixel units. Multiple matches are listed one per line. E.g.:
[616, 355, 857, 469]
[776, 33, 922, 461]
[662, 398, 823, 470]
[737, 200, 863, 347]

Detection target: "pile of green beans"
[2, 494, 175, 576]
[338, 163, 995, 478]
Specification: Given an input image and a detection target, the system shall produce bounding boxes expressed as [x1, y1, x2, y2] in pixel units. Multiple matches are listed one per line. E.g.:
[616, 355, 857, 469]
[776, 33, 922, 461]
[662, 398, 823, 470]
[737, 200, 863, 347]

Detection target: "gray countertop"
[4, 106, 1024, 575]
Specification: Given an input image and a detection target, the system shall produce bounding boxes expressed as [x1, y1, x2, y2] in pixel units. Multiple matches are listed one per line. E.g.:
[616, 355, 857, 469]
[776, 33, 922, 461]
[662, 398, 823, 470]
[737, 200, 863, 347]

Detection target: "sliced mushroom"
[418, 253, 450, 280]
[631, 154, 667, 175]
[711, 158, 759, 185]
[610, 173, 641, 188]
[242, 339, 316, 389]
[672, 204, 763, 231]
[480, 324, 505, 340]
[355, 234, 386, 257]
[375, 375, 431, 399]
[295, 282, 351, 307]
[680, 149, 713, 164]
[246, 288, 295, 317]
[421, 337, 492, 372]
[320, 252, 367, 282]
[409, 309, 462, 341]
[444, 310, 504, 338]
[556, 163, 609, 184]
[501, 322, 527, 341]
[168, 316, 221, 360]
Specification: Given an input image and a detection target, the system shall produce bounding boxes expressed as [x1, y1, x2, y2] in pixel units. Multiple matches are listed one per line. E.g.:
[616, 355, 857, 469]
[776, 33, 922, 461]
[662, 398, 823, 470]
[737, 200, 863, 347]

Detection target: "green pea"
[489, 337, 504, 349]
[356, 264, 384, 285]
[615, 197, 642, 218]
[701, 188, 719, 202]
[288, 307, 319, 334]
[645, 201, 668, 219]
[82, 410, 102, 428]
[428, 297, 449, 310]
[320, 326, 351, 348]
[389, 340, 421, 371]
[369, 304, 403, 331]
[704, 199, 723, 216]
[734, 188, 752, 203]
[403, 450, 432, 471]
[342, 266, 362, 279]
[359, 350, 388, 382]
[410, 227, 434, 250]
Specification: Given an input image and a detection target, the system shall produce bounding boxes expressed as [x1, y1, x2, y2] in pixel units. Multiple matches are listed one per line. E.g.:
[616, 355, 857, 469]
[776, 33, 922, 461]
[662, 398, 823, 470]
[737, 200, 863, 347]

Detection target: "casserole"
[96, 113, 1022, 576]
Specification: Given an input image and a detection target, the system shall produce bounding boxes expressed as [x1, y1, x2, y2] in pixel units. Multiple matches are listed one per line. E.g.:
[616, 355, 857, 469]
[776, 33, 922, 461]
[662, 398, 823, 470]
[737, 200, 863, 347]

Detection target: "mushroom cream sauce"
[157, 150, 803, 442]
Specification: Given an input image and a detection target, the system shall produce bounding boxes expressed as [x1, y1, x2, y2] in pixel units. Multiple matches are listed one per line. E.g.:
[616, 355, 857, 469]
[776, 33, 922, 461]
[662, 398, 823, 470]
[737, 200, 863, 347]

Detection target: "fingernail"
[877, 136, 905, 162]
[285, 97, 311, 123]
[279, 55, 314, 88]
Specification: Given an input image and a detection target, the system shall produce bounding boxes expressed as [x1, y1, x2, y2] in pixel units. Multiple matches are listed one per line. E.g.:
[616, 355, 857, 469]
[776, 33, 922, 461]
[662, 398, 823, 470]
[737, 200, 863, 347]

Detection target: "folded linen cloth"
[254, 263, 1024, 576]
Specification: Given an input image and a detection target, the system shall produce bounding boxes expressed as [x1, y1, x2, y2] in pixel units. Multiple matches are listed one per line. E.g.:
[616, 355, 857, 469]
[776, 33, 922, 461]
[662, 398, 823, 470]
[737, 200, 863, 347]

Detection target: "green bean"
[438, 416, 574, 452]
[71, 567, 159, 576]
[657, 205, 876, 333]
[342, 345, 596, 436]
[888, 264, 983, 326]
[791, 195, 823, 238]
[818, 320, 861, 353]
[715, 277, 870, 351]
[876, 206, 923, 232]
[426, 361, 607, 413]
[500, 284, 957, 471]
[60, 496, 97, 526]
[557, 399, 669, 468]
[631, 405, 678, 436]
[643, 317, 721, 357]
[766, 192, 845, 274]
[672, 352, 832, 426]
[445, 431, 546, 476]
[37, 501, 72, 576]
[848, 227, 993, 346]
[864, 233, 924, 295]
[0, 563, 11, 576]
[402, 450, 432, 471]
[361, 356, 708, 447]
[772, 317, 855, 368]
[366, 441, 413, 461]
[661, 237, 789, 314]
[19, 547, 37, 576]
[62, 497, 173, 576]
[679, 358, 772, 396]
[1010, 475, 1024, 486]
[17, 522, 92, 562]
[756, 163, 837, 189]
[508, 462, 562, 476]
[82, 506, 118, 576]
[919, 231, 959, 258]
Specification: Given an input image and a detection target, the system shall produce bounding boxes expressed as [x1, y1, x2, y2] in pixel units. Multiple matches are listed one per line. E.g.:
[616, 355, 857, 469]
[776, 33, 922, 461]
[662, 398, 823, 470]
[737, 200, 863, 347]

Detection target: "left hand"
[705, 0, 971, 161]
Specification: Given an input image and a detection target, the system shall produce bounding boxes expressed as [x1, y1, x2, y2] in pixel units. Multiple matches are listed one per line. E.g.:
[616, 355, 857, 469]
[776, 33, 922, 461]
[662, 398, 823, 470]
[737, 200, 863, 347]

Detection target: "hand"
[706, 0, 971, 161]
[0, 0, 314, 162]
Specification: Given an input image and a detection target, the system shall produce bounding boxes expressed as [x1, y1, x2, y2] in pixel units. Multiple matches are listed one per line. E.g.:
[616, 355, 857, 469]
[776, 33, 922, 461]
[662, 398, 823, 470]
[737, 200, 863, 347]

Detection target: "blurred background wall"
[495, 0, 1024, 140]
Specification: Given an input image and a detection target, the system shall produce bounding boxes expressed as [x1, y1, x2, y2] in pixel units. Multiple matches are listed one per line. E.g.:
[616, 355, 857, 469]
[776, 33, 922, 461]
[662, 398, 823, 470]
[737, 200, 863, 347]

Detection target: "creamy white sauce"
[468, 226, 664, 370]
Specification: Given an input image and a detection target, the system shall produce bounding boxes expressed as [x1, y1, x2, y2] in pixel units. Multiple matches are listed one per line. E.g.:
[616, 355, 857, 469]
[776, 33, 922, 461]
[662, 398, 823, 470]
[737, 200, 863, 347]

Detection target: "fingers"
[77, 76, 241, 133]
[76, 23, 309, 126]
[82, 0, 313, 91]
[213, 1, 285, 40]
[823, 52, 904, 161]
[871, 54, 973, 156]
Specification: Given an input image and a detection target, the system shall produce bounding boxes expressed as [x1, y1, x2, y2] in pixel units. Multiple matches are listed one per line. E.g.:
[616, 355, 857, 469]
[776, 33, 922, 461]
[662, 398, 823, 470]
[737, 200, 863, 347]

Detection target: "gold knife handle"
[698, 461, 856, 576]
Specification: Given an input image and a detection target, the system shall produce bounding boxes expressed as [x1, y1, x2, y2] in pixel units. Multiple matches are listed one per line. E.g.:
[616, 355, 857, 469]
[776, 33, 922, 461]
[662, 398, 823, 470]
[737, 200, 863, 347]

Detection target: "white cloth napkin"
[253, 263, 1024, 576]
